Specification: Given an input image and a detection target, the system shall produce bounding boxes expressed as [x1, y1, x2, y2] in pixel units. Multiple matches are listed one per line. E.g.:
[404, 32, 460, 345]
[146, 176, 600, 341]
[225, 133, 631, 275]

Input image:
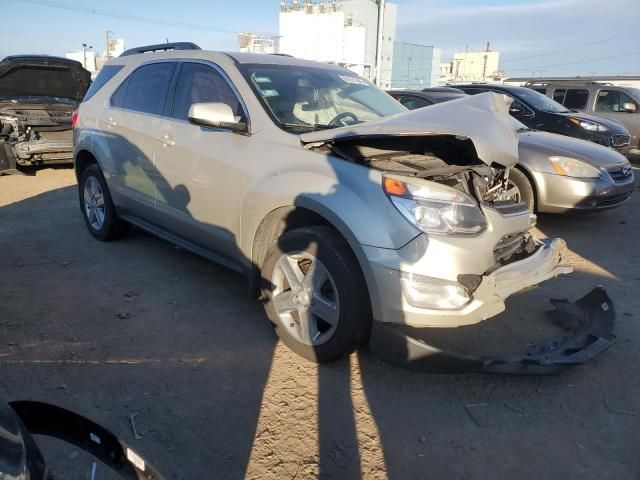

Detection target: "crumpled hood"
[300, 92, 520, 167]
[0, 56, 90, 102]
[519, 130, 629, 167]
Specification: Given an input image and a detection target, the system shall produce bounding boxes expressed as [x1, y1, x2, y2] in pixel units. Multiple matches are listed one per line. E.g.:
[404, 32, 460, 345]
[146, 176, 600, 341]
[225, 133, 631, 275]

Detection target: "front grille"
[606, 164, 634, 183]
[610, 134, 630, 147]
[598, 192, 633, 208]
[494, 232, 526, 263]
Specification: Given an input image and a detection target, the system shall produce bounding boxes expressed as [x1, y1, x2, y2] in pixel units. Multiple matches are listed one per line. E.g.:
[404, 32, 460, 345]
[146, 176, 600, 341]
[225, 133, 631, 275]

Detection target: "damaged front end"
[0, 56, 89, 174]
[0, 105, 75, 173]
[302, 93, 615, 373]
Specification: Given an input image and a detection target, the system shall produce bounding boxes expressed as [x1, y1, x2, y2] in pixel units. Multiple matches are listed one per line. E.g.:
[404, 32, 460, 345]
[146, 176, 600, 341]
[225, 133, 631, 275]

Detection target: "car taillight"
[72, 110, 78, 129]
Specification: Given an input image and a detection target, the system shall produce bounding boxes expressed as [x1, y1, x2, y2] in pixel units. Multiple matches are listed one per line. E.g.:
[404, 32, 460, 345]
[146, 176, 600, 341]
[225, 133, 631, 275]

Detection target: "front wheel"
[261, 226, 372, 363]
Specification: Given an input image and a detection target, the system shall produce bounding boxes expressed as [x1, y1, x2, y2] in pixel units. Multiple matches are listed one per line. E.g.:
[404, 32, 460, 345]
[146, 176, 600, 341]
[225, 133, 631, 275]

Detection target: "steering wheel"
[329, 112, 359, 127]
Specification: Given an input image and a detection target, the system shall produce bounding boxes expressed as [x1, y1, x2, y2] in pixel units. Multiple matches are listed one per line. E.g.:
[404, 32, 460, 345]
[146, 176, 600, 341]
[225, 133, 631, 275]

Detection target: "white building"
[107, 38, 125, 58]
[238, 32, 280, 55]
[440, 44, 501, 84]
[65, 50, 96, 72]
[278, 0, 397, 87]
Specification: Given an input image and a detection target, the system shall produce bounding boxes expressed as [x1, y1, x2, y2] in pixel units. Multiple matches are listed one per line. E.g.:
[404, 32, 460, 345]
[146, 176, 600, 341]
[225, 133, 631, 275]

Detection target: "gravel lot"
[1, 166, 639, 480]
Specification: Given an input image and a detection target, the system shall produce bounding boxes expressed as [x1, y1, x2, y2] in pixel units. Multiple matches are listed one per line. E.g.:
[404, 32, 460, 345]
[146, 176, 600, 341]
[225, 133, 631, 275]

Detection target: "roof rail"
[120, 42, 201, 57]
[522, 79, 612, 87]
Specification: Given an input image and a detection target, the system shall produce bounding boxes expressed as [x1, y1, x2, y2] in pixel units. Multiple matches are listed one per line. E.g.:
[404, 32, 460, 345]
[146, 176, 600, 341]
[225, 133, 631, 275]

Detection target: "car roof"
[107, 48, 350, 74]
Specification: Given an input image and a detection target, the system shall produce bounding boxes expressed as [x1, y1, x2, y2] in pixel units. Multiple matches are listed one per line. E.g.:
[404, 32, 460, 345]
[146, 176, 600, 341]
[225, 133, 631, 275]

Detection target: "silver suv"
[525, 81, 640, 155]
[73, 43, 612, 371]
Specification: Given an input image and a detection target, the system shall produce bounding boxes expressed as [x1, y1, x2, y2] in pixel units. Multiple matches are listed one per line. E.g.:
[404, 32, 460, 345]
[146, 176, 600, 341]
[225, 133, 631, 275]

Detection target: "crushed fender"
[369, 287, 615, 375]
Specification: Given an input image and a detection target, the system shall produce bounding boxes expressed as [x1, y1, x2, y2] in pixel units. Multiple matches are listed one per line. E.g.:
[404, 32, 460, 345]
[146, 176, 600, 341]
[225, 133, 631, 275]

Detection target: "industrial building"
[278, 0, 397, 87]
[390, 42, 441, 89]
[440, 44, 502, 83]
[238, 32, 280, 55]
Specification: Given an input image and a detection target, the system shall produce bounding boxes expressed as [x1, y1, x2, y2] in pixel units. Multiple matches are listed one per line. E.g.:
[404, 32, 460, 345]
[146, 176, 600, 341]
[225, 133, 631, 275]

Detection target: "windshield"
[626, 87, 640, 101]
[513, 87, 569, 113]
[238, 63, 406, 132]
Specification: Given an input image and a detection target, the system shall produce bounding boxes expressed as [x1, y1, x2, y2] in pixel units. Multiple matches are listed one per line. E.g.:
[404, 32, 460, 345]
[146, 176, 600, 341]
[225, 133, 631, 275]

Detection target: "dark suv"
[456, 84, 632, 155]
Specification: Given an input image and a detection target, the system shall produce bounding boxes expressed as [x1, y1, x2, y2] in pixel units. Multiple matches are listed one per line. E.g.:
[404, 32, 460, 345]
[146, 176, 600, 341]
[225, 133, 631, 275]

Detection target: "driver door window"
[170, 63, 245, 122]
[596, 90, 637, 113]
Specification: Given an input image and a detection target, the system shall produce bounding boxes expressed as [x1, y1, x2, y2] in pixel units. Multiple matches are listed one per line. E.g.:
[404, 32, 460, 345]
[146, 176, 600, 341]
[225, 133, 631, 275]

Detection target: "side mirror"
[621, 102, 637, 113]
[509, 104, 524, 115]
[188, 102, 248, 133]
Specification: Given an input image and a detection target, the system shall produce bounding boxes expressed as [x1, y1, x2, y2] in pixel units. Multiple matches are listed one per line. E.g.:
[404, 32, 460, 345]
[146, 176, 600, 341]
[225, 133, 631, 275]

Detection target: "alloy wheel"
[271, 252, 340, 346]
[83, 175, 106, 230]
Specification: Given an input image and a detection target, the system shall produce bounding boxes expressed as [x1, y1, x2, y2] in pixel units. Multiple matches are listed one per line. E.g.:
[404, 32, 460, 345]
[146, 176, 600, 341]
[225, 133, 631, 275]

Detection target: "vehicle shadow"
[2, 129, 638, 479]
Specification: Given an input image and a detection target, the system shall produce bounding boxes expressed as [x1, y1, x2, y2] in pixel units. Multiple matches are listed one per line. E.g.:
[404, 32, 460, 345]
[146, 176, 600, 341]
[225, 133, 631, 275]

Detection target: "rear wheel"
[507, 168, 535, 212]
[261, 226, 371, 363]
[79, 164, 127, 241]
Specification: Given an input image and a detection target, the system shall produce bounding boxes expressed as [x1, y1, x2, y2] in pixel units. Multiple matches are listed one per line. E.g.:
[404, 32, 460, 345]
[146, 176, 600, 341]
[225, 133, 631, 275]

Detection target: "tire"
[509, 167, 535, 212]
[261, 226, 372, 363]
[79, 163, 128, 241]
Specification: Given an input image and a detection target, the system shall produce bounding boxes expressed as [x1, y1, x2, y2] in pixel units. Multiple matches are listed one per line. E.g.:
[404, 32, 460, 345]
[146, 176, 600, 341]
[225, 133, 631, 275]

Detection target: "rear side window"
[83, 65, 123, 102]
[553, 89, 566, 103]
[170, 62, 244, 121]
[554, 88, 588, 109]
[122, 62, 176, 115]
[399, 96, 431, 110]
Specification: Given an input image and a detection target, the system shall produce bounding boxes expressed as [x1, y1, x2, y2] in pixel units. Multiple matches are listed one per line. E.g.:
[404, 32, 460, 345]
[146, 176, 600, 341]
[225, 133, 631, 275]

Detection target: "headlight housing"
[549, 156, 601, 178]
[568, 117, 608, 132]
[383, 176, 486, 236]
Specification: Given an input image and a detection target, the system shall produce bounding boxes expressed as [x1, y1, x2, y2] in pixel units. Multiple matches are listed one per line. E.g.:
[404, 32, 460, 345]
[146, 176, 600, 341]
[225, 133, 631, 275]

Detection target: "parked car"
[523, 81, 640, 155]
[0, 55, 91, 174]
[455, 84, 632, 156]
[387, 89, 635, 213]
[73, 43, 615, 373]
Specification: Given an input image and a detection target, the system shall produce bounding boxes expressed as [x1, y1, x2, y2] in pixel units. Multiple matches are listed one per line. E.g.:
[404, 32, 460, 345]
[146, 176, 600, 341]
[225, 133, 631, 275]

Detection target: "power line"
[507, 50, 640, 73]
[12, 0, 275, 36]
[0, 30, 79, 44]
[502, 30, 640, 64]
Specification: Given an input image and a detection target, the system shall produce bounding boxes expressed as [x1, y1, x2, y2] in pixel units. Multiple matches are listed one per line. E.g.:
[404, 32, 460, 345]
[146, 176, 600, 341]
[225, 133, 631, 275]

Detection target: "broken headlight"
[383, 176, 486, 236]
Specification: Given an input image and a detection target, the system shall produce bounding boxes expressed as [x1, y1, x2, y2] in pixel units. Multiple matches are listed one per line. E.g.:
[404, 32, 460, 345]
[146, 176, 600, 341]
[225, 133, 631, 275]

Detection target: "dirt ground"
[1, 166, 639, 480]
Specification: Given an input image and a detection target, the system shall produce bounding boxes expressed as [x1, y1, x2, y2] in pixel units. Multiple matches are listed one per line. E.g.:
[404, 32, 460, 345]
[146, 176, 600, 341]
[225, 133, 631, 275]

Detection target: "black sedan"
[451, 84, 631, 155]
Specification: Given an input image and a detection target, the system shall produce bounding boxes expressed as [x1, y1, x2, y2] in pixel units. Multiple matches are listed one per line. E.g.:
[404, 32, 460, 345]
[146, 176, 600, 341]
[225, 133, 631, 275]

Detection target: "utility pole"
[374, 0, 385, 86]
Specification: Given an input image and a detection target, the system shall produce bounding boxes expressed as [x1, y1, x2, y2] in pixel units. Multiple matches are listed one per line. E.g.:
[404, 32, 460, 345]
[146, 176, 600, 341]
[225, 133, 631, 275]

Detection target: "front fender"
[240, 158, 420, 258]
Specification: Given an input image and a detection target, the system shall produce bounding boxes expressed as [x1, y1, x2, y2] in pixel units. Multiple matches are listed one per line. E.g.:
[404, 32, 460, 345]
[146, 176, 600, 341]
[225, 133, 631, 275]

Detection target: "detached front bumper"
[367, 238, 572, 328]
[369, 287, 616, 374]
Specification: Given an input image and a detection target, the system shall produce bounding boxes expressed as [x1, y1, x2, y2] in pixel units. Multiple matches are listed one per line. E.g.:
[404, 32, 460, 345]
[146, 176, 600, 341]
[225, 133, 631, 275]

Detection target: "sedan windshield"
[512, 87, 570, 113]
[238, 63, 406, 132]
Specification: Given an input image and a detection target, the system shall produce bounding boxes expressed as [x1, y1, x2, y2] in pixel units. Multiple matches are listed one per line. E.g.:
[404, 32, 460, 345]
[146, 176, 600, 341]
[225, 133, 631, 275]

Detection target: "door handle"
[103, 117, 117, 127]
[158, 133, 175, 146]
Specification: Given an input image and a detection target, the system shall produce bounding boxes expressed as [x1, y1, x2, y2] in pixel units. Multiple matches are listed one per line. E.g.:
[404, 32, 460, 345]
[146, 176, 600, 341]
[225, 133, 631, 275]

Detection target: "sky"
[1, 0, 638, 77]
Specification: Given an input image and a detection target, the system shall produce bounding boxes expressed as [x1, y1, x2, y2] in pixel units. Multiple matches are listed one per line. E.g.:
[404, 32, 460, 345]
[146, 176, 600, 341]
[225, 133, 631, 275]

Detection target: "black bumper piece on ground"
[369, 287, 616, 375]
